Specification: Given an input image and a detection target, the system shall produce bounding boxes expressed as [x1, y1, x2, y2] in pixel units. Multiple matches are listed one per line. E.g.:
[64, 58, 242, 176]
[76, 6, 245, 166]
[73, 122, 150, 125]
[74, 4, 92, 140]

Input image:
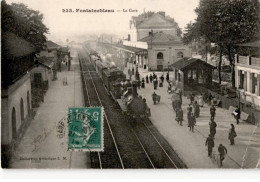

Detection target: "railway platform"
[127, 65, 260, 169]
[9, 49, 89, 168]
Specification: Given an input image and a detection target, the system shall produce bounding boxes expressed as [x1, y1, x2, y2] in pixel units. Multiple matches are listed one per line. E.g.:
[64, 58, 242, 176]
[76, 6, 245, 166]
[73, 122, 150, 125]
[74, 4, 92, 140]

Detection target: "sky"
[6, 0, 200, 42]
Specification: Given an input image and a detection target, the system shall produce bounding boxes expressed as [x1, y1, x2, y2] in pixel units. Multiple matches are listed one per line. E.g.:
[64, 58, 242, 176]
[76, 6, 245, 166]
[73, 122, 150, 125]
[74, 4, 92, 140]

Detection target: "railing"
[238, 56, 248, 64]
[236, 55, 260, 67]
[251, 57, 260, 66]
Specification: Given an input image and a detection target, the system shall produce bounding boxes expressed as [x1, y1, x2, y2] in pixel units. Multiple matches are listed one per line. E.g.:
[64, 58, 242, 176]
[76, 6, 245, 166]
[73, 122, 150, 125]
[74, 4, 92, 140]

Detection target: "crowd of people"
[185, 92, 239, 167]
[132, 69, 241, 168]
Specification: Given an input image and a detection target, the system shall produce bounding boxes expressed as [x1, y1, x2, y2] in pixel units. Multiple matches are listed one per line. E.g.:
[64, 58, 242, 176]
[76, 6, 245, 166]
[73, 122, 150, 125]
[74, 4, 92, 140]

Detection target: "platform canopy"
[112, 44, 147, 55]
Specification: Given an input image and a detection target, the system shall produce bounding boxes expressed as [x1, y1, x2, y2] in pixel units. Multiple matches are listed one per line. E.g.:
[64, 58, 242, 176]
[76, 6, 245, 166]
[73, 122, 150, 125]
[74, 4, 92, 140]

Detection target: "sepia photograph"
[1, 0, 260, 171]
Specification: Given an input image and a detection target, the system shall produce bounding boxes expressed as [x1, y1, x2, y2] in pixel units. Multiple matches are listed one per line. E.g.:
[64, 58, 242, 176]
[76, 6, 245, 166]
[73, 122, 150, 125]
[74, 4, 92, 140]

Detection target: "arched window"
[157, 52, 163, 59]
[12, 107, 17, 139]
[27, 91, 30, 114]
[177, 52, 184, 59]
[20, 98, 24, 122]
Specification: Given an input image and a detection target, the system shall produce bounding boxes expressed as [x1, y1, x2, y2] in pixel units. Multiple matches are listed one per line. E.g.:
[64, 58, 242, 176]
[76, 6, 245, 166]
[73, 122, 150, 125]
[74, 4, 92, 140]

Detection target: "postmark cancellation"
[68, 107, 104, 152]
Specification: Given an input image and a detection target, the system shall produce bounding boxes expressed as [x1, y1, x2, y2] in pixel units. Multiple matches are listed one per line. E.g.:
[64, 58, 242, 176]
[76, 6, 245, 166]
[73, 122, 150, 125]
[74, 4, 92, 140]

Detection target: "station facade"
[121, 11, 191, 71]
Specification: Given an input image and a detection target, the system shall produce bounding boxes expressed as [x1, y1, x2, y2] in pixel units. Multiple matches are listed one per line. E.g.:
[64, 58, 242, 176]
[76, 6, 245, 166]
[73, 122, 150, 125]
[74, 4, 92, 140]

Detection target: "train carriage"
[102, 67, 126, 98]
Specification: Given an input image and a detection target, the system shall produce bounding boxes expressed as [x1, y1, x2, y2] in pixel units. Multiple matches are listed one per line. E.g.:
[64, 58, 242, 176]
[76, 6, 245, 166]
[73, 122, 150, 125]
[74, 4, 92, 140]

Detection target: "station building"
[234, 40, 260, 123]
[118, 11, 191, 71]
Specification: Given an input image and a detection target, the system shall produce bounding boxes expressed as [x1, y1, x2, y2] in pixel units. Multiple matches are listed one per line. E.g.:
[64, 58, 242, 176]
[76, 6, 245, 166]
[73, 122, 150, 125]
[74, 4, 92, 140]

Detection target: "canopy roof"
[170, 57, 215, 71]
[112, 44, 147, 54]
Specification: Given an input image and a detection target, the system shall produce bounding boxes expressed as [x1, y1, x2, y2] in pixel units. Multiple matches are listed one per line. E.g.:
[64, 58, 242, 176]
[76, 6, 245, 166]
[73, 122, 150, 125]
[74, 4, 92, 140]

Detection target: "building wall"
[1, 98, 9, 145]
[235, 65, 260, 107]
[148, 44, 192, 71]
[1, 73, 31, 145]
[137, 28, 177, 41]
[130, 28, 178, 42]
[31, 66, 52, 83]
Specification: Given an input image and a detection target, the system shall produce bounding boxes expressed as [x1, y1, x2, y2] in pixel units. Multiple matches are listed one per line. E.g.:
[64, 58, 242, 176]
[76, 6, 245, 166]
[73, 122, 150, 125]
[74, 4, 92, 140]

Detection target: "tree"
[1, 0, 49, 52]
[183, 0, 260, 87]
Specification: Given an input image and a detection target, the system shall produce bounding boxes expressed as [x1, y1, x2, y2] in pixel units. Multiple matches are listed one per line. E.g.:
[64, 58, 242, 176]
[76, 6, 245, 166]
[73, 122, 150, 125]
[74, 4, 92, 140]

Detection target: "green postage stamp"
[68, 107, 103, 151]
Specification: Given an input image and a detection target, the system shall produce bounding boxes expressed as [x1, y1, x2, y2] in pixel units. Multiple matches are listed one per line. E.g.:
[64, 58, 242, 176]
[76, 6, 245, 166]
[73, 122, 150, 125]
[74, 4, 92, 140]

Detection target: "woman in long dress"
[197, 94, 204, 107]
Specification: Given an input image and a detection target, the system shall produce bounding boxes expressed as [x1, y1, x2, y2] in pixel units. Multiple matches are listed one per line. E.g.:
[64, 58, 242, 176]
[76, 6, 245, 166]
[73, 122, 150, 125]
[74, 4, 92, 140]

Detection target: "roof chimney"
[158, 11, 165, 17]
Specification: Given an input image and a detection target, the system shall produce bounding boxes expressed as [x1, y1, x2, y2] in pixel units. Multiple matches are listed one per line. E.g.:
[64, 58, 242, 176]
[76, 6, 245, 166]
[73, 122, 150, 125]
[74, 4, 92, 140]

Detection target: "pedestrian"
[153, 78, 157, 90]
[68, 59, 71, 71]
[137, 72, 140, 81]
[152, 92, 160, 105]
[153, 72, 156, 79]
[197, 93, 204, 107]
[167, 82, 172, 92]
[160, 74, 164, 83]
[193, 101, 200, 118]
[218, 144, 227, 167]
[210, 105, 216, 121]
[208, 93, 213, 105]
[209, 119, 217, 138]
[155, 78, 158, 87]
[205, 134, 214, 157]
[137, 79, 141, 89]
[159, 80, 163, 87]
[149, 74, 153, 83]
[233, 106, 241, 124]
[179, 89, 183, 105]
[141, 78, 145, 88]
[146, 75, 149, 84]
[166, 72, 169, 82]
[176, 107, 183, 126]
[187, 104, 193, 113]
[190, 93, 195, 104]
[228, 124, 237, 145]
[188, 113, 195, 132]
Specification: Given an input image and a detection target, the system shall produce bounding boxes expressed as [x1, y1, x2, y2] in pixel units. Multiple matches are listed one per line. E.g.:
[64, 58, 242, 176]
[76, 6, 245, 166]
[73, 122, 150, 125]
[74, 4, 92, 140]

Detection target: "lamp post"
[168, 61, 170, 74]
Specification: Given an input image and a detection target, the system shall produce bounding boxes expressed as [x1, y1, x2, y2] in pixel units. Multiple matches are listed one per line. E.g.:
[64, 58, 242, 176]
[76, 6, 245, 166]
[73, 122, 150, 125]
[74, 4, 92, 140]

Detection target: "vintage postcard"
[1, 0, 260, 169]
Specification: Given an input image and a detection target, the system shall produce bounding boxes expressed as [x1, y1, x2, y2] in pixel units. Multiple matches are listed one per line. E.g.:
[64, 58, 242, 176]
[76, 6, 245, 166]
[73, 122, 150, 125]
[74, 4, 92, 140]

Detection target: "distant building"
[1, 32, 36, 148]
[116, 11, 191, 71]
[39, 40, 61, 61]
[139, 31, 191, 71]
[39, 41, 60, 77]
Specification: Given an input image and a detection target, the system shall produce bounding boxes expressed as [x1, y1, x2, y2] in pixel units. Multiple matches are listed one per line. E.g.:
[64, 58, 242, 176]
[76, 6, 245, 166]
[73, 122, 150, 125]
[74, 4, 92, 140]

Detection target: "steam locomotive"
[88, 48, 150, 120]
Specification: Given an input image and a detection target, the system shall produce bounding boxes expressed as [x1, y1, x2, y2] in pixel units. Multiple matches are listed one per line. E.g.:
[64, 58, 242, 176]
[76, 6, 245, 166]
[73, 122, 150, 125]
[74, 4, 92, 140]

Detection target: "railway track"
[79, 52, 124, 169]
[77, 46, 186, 169]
